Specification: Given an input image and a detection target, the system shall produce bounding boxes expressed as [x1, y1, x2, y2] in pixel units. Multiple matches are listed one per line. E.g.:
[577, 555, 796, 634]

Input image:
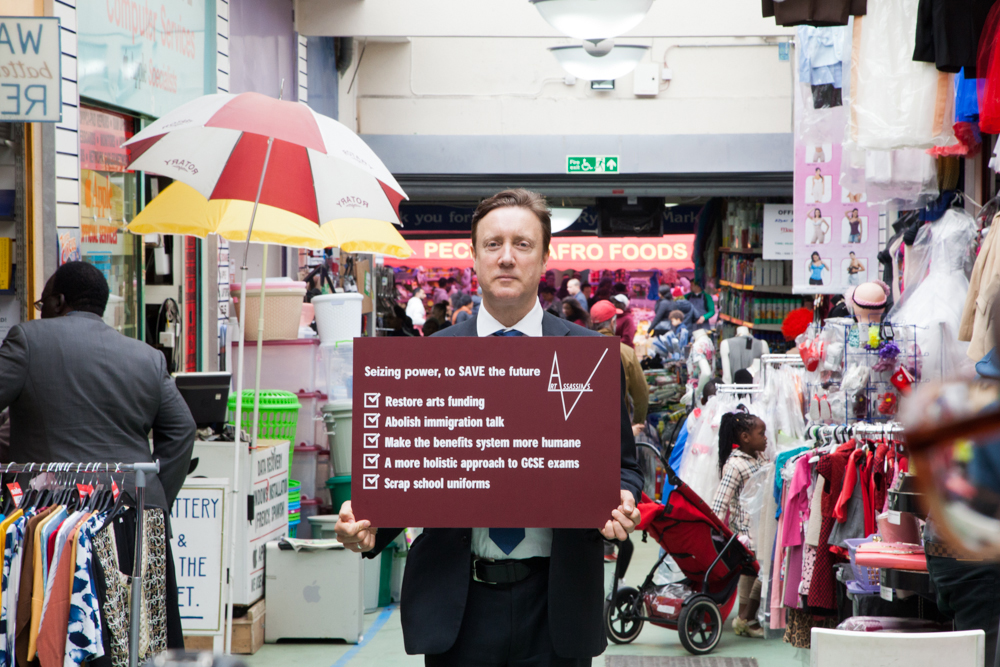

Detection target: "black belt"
[472, 557, 549, 585]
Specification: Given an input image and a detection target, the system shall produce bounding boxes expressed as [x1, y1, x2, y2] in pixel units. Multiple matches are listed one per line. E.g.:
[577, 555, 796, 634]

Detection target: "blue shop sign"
[77, 0, 213, 117]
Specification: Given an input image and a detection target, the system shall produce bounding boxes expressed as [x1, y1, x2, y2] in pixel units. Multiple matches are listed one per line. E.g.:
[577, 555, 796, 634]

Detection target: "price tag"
[880, 584, 893, 601]
[888, 510, 901, 525]
[5, 483, 21, 508]
[76, 483, 93, 499]
[111, 479, 120, 501]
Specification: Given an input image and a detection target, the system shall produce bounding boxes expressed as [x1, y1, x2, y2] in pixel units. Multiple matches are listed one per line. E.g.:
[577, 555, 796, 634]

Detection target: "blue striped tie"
[489, 329, 526, 554]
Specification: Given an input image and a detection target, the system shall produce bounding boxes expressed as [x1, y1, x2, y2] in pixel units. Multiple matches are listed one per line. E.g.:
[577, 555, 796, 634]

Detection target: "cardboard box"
[182, 635, 214, 651]
[231, 599, 266, 655]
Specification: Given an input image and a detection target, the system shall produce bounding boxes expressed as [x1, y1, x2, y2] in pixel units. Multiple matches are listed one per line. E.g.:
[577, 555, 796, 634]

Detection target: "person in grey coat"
[0, 261, 196, 510]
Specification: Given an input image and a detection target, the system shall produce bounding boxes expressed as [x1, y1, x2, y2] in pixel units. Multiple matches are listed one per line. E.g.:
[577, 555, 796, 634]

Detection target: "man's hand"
[601, 489, 641, 541]
[631, 423, 644, 436]
[697, 316, 705, 324]
[334, 501, 378, 553]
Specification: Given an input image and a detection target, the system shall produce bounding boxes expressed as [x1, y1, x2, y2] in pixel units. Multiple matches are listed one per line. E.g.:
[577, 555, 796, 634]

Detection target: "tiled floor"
[242, 538, 806, 667]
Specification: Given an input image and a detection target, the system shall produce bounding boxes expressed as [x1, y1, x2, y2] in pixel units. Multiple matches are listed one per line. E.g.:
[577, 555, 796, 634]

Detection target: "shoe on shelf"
[732, 617, 749, 636]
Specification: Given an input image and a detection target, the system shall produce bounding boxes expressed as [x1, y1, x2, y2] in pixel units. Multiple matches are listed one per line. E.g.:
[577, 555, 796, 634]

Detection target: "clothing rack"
[716, 384, 764, 394]
[760, 353, 804, 384]
[3, 460, 160, 667]
[805, 422, 905, 439]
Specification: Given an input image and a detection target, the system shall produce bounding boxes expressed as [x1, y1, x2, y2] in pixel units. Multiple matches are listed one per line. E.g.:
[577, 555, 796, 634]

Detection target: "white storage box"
[294, 390, 327, 447]
[229, 339, 323, 395]
[312, 293, 363, 345]
[320, 343, 353, 400]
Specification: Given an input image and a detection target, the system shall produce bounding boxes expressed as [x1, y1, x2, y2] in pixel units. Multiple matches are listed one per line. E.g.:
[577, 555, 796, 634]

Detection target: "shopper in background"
[592, 277, 614, 307]
[582, 282, 594, 306]
[430, 301, 451, 330]
[562, 296, 591, 328]
[611, 294, 637, 349]
[712, 408, 768, 639]
[652, 310, 690, 362]
[567, 278, 588, 312]
[406, 286, 428, 326]
[650, 285, 693, 332]
[432, 278, 451, 304]
[686, 281, 716, 330]
[0, 261, 196, 650]
[452, 293, 474, 325]
[538, 284, 562, 317]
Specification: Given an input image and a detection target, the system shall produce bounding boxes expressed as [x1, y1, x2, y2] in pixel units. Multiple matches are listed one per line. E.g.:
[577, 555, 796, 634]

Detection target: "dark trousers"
[927, 554, 1000, 667]
[424, 569, 591, 667]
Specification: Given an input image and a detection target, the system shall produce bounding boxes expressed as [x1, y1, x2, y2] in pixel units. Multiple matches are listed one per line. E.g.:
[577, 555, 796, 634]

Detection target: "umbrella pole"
[250, 243, 268, 448]
[225, 136, 275, 655]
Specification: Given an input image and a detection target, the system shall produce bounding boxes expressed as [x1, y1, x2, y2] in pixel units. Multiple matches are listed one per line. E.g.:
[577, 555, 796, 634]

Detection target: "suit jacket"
[368, 311, 644, 659]
[0, 311, 196, 509]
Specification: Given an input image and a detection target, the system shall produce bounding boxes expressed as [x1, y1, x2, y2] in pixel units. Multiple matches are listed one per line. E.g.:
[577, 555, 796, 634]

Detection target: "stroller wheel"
[604, 586, 644, 644]
[678, 596, 723, 655]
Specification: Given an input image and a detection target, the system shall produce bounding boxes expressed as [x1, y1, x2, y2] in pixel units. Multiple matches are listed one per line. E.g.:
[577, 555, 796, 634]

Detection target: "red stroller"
[605, 444, 759, 655]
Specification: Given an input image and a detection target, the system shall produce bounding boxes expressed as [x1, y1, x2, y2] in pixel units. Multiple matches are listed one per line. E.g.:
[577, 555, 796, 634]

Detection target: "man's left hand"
[600, 489, 640, 541]
[697, 316, 705, 324]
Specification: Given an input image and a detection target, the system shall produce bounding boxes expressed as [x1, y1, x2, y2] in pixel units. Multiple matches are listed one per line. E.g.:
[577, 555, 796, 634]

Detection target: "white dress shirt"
[406, 296, 427, 326]
[472, 299, 553, 560]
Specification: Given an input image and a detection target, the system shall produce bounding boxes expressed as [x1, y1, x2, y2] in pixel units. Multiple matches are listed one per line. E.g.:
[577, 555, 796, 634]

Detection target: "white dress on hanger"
[888, 208, 977, 381]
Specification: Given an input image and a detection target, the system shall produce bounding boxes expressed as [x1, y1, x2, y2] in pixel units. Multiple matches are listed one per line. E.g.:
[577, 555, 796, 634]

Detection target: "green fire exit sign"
[566, 156, 619, 174]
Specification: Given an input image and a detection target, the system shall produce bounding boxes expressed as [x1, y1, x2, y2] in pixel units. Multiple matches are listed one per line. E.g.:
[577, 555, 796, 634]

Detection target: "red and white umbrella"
[124, 91, 407, 224]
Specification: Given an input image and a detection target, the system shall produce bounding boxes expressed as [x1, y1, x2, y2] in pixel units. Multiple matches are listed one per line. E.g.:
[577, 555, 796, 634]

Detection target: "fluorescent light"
[550, 208, 584, 233]
[531, 0, 655, 40]
[550, 45, 649, 81]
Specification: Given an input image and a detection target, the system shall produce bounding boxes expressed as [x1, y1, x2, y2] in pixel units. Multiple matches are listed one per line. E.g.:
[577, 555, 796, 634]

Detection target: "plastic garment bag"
[851, 0, 957, 150]
[888, 207, 977, 381]
[864, 149, 939, 207]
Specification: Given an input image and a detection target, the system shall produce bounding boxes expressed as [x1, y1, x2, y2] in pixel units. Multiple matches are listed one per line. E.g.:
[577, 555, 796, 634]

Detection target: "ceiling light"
[549, 45, 649, 81]
[550, 208, 584, 234]
[531, 0, 655, 41]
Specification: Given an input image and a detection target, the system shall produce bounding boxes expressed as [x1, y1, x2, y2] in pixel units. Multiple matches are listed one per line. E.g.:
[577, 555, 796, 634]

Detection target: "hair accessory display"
[877, 392, 898, 416]
[890, 366, 915, 395]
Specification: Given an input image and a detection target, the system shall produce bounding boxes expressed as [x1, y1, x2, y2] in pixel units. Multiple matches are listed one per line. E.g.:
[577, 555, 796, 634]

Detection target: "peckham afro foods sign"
[383, 235, 694, 271]
[0, 18, 61, 122]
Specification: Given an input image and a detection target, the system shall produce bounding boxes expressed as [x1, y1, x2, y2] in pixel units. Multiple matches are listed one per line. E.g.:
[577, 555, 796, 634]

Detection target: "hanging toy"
[877, 392, 898, 416]
[891, 366, 915, 395]
[872, 341, 901, 372]
[867, 327, 881, 350]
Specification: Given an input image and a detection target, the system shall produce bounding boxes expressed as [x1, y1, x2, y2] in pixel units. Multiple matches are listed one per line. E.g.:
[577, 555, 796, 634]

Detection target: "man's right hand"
[335, 501, 378, 553]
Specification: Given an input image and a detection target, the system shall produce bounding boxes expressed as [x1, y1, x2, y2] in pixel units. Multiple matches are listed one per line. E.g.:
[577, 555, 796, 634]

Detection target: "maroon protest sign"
[352, 336, 621, 528]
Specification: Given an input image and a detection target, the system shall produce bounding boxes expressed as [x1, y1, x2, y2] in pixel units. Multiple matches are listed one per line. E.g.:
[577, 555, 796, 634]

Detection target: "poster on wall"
[76, 0, 210, 118]
[58, 229, 81, 265]
[792, 120, 880, 294]
[763, 204, 794, 260]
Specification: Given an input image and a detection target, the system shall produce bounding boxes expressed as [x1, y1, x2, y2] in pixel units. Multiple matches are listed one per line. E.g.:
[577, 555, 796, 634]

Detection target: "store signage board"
[352, 336, 621, 528]
[791, 69, 880, 294]
[79, 108, 134, 173]
[382, 234, 695, 272]
[247, 442, 289, 602]
[170, 479, 228, 634]
[0, 18, 61, 122]
[763, 204, 794, 260]
[567, 156, 619, 174]
[77, 0, 209, 118]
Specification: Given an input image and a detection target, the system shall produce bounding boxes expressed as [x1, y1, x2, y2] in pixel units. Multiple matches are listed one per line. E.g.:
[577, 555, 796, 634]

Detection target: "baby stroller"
[604, 443, 759, 655]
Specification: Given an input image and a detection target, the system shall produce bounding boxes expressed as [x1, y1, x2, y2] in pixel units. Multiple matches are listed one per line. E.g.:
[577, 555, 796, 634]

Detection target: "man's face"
[472, 207, 548, 311]
[567, 281, 579, 295]
[691, 284, 702, 295]
[38, 276, 64, 319]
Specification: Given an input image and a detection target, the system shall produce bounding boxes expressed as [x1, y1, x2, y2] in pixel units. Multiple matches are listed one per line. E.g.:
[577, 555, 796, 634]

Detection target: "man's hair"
[658, 284, 671, 296]
[52, 261, 109, 316]
[432, 301, 449, 314]
[471, 188, 551, 251]
[567, 278, 581, 290]
[669, 310, 684, 320]
[539, 284, 556, 295]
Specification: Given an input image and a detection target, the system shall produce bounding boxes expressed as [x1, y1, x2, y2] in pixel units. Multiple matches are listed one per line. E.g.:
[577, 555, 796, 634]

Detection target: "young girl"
[711, 408, 768, 639]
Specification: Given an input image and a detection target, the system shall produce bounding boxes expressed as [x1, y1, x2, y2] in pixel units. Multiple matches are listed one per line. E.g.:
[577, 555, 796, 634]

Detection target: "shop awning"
[382, 235, 694, 271]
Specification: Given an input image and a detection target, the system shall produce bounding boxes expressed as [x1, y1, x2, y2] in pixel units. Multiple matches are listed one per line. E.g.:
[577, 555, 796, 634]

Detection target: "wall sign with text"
[0, 17, 61, 122]
[352, 336, 621, 528]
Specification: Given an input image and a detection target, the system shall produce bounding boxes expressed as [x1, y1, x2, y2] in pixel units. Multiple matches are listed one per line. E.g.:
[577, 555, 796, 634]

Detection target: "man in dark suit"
[336, 189, 644, 666]
[0, 261, 196, 648]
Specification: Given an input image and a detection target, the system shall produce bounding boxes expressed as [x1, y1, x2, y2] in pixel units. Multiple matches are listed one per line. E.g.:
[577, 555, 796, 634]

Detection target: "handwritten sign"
[170, 479, 228, 634]
[0, 18, 61, 122]
[352, 336, 621, 528]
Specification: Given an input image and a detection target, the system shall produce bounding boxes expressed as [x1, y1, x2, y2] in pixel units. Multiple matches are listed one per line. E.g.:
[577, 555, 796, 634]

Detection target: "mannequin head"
[693, 328, 708, 341]
[846, 280, 890, 325]
[736, 325, 750, 337]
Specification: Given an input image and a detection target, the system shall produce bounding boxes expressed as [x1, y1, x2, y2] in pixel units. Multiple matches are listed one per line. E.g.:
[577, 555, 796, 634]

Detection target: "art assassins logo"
[164, 158, 198, 175]
[337, 195, 369, 209]
[547, 348, 609, 421]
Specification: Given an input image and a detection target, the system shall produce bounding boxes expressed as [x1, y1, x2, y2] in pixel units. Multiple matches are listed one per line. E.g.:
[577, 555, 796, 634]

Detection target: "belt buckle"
[471, 557, 495, 585]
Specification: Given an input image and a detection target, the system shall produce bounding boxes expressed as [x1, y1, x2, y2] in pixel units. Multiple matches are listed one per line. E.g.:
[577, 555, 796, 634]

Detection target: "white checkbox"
[364, 392, 380, 408]
[364, 434, 380, 448]
[363, 454, 380, 469]
[364, 413, 380, 428]
[363, 474, 379, 489]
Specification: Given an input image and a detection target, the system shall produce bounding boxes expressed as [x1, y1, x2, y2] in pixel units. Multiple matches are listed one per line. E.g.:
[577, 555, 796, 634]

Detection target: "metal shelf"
[719, 313, 783, 332]
[719, 280, 796, 294]
[719, 247, 763, 255]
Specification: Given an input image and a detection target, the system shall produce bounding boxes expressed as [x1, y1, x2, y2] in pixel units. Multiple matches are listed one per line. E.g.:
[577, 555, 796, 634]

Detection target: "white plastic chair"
[811, 628, 985, 667]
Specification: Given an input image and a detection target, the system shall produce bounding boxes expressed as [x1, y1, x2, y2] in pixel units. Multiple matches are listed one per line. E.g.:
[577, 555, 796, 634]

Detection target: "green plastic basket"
[228, 390, 300, 465]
